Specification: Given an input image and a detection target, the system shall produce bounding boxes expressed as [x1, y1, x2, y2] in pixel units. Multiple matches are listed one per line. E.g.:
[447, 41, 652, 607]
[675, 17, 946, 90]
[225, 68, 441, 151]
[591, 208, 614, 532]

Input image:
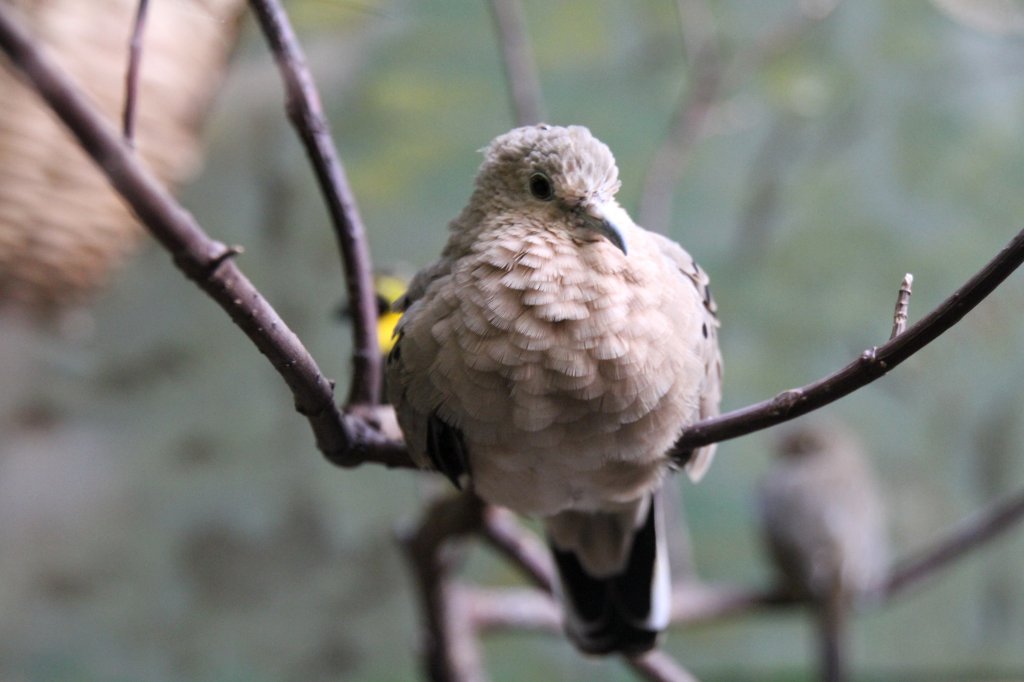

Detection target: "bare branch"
[672, 226, 1024, 458]
[397, 494, 487, 682]
[466, 587, 701, 681]
[670, 582, 794, 624]
[488, 0, 545, 126]
[122, 0, 149, 143]
[883, 487, 1024, 600]
[466, 586, 561, 633]
[410, 499, 702, 681]
[668, 485, 1024, 628]
[478, 505, 556, 592]
[248, 0, 381, 406]
[0, 2, 413, 470]
[890, 273, 914, 339]
[407, 485, 1024, 677]
[627, 650, 700, 682]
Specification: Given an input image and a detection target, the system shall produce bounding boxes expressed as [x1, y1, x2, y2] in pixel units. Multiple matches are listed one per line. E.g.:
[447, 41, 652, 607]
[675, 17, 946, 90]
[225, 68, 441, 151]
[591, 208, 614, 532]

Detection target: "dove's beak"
[580, 200, 629, 255]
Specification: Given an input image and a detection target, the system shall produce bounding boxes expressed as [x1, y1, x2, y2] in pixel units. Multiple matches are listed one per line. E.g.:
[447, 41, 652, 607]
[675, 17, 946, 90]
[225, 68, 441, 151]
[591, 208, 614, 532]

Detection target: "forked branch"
[0, 2, 411, 469]
[249, 0, 381, 406]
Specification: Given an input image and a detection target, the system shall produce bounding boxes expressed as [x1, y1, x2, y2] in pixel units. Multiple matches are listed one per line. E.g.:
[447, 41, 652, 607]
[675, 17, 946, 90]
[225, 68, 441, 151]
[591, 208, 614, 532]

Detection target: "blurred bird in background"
[387, 124, 722, 655]
[0, 0, 245, 323]
[757, 421, 889, 682]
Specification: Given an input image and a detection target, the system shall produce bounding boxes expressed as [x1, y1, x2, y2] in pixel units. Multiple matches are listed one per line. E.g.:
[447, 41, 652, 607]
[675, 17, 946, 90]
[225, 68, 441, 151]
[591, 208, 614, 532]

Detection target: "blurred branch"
[729, 0, 842, 79]
[398, 494, 488, 682]
[0, 2, 412, 470]
[249, 0, 382, 406]
[670, 581, 794, 623]
[467, 586, 561, 632]
[733, 113, 804, 259]
[817, 596, 846, 682]
[676, 0, 718, 67]
[488, 0, 545, 126]
[627, 651, 700, 682]
[685, 483, 1024, 621]
[402, 494, 701, 681]
[122, 0, 149, 143]
[454, 481, 1024, 680]
[637, 0, 722, 232]
[672, 225, 1024, 457]
[478, 505, 555, 592]
[883, 487, 1024, 599]
[639, 0, 843, 232]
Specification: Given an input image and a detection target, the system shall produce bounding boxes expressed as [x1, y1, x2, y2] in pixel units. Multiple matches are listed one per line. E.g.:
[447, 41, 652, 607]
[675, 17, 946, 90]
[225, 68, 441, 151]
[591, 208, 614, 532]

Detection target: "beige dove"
[387, 124, 722, 655]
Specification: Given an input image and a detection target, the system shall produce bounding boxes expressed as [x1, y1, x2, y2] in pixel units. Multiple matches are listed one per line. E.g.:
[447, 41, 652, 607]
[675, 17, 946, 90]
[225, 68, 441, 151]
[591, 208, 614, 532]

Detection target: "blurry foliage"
[2, 0, 1024, 680]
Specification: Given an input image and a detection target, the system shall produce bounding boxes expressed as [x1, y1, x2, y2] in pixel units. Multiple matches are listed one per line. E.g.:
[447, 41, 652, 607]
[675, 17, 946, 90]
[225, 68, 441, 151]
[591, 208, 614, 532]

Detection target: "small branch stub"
[122, 0, 150, 144]
[890, 273, 914, 339]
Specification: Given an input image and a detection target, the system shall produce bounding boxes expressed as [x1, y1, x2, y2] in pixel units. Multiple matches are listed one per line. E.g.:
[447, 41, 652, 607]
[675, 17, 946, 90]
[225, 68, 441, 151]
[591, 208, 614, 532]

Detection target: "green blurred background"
[3, 0, 1024, 679]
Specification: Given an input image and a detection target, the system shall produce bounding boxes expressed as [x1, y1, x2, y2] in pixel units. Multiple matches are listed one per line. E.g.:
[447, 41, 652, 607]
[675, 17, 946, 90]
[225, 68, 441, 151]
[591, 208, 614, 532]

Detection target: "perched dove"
[387, 124, 722, 655]
[757, 422, 888, 680]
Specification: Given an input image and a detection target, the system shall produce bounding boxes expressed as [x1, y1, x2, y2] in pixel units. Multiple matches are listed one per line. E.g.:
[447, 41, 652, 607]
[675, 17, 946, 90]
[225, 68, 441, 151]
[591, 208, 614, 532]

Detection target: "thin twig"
[248, 0, 381, 406]
[672, 226, 1024, 457]
[890, 273, 914, 339]
[122, 0, 149, 144]
[0, 3, 412, 470]
[488, 0, 545, 126]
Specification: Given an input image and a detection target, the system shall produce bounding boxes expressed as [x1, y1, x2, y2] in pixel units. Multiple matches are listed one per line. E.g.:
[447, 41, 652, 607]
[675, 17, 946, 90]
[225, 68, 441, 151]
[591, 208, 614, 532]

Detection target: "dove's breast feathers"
[391, 220, 717, 516]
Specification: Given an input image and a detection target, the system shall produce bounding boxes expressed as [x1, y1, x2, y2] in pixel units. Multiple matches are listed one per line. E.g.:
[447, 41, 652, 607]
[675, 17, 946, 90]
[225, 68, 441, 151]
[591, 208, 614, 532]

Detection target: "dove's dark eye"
[529, 173, 554, 201]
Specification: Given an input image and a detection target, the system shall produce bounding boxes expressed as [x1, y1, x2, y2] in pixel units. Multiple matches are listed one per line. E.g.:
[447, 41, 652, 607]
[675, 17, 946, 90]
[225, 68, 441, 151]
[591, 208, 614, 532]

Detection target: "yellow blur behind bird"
[374, 273, 407, 355]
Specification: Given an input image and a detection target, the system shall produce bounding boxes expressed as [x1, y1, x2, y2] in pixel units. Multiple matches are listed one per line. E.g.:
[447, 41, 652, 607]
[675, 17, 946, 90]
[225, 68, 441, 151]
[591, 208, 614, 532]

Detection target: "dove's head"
[471, 124, 631, 254]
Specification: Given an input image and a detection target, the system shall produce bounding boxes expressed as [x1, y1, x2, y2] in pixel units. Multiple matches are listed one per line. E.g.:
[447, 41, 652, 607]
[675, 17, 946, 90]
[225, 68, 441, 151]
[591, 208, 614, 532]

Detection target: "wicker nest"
[0, 0, 245, 315]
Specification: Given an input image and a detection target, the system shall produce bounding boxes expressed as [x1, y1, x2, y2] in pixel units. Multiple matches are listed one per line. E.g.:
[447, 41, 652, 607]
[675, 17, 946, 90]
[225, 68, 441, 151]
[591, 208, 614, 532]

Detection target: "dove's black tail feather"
[550, 493, 669, 656]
